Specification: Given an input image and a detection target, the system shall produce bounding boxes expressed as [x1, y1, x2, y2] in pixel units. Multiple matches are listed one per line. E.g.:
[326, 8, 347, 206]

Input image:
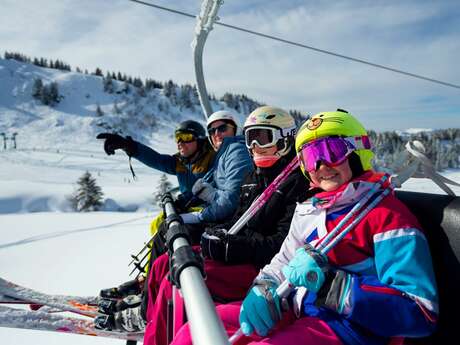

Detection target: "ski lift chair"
[396, 191, 460, 345]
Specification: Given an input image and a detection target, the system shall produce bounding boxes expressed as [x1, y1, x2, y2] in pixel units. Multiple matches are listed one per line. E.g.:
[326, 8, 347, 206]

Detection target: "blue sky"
[1, 0, 460, 131]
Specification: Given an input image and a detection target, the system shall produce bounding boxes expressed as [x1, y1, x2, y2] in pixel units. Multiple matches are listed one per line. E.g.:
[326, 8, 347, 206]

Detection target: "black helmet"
[175, 120, 206, 139]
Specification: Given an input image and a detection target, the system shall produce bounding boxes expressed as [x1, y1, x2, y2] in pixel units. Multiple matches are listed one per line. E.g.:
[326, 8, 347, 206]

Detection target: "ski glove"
[201, 228, 229, 262]
[320, 270, 353, 315]
[96, 133, 137, 156]
[239, 278, 283, 336]
[200, 228, 250, 264]
[282, 244, 329, 293]
[192, 178, 217, 203]
[179, 211, 201, 224]
[99, 277, 144, 299]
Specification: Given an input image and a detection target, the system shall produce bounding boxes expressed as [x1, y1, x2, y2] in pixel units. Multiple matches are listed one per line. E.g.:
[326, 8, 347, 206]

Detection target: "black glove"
[96, 133, 137, 156]
[99, 277, 143, 299]
[200, 227, 249, 264]
[315, 270, 353, 314]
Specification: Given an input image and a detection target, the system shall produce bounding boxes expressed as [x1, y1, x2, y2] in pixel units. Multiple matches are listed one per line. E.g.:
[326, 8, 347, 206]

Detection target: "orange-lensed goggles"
[175, 132, 196, 143]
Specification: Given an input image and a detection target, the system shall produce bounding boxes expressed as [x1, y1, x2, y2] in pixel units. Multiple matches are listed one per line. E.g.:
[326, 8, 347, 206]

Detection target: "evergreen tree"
[48, 82, 60, 105]
[96, 104, 104, 117]
[32, 78, 43, 99]
[153, 174, 173, 205]
[103, 76, 114, 93]
[68, 171, 104, 212]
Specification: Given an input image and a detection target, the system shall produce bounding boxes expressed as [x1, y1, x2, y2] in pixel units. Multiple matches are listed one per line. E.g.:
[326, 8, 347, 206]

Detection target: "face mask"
[253, 154, 280, 168]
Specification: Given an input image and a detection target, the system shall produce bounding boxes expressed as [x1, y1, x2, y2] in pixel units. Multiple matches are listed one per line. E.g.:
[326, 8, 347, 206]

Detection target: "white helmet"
[206, 110, 239, 132]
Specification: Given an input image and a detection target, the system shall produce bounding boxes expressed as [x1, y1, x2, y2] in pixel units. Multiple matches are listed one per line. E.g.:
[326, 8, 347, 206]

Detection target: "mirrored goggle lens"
[300, 137, 355, 172]
[175, 132, 195, 143]
[245, 128, 276, 148]
[207, 123, 232, 136]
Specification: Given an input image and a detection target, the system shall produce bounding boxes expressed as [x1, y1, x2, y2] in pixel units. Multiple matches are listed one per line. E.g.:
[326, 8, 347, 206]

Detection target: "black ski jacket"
[218, 149, 314, 268]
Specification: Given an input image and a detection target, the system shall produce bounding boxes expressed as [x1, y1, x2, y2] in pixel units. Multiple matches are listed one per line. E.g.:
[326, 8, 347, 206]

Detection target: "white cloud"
[1, 0, 459, 130]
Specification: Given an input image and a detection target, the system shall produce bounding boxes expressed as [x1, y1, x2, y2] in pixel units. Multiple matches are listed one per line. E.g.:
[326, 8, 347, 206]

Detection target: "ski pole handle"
[228, 329, 243, 344]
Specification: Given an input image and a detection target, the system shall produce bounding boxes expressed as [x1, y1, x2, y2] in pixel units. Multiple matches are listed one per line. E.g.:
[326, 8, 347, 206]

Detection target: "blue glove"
[239, 279, 282, 336]
[282, 245, 329, 292]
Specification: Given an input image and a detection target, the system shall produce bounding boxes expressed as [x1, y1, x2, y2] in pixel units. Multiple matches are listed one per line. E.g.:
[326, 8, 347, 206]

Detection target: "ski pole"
[276, 185, 392, 298]
[229, 176, 392, 344]
[128, 241, 152, 266]
[228, 156, 299, 235]
[314, 174, 389, 252]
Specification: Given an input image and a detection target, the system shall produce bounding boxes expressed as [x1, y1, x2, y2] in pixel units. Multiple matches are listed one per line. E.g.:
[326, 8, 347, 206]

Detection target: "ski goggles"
[175, 132, 196, 144]
[244, 126, 284, 148]
[298, 136, 371, 172]
[207, 123, 234, 136]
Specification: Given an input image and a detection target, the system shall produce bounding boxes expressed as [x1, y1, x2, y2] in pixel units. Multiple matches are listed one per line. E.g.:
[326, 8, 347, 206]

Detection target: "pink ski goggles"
[298, 136, 371, 172]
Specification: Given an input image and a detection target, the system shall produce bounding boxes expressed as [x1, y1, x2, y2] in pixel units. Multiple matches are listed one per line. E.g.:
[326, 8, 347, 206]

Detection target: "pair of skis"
[0, 276, 144, 341]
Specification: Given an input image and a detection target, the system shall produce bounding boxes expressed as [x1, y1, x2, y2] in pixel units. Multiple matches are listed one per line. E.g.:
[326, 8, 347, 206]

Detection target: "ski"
[0, 277, 98, 317]
[0, 305, 143, 341]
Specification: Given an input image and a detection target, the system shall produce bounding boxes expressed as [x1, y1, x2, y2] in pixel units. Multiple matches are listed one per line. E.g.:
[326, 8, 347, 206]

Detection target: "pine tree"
[69, 171, 104, 212]
[32, 78, 43, 99]
[153, 174, 173, 205]
[96, 104, 104, 117]
[48, 82, 60, 105]
[103, 76, 114, 93]
[94, 67, 103, 76]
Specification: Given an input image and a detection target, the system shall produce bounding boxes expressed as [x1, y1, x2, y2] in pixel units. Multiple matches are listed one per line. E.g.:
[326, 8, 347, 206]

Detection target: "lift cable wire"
[126, 0, 460, 90]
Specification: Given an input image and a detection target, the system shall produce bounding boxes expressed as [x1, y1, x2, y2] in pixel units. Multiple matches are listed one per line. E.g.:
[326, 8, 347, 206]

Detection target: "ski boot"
[95, 294, 146, 332]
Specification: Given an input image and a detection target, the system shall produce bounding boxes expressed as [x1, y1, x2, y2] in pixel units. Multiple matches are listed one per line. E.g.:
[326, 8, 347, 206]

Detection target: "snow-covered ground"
[0, 140, 175, 345]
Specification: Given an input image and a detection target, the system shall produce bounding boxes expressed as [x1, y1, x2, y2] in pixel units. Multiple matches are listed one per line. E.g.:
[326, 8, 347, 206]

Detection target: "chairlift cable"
[126, 0, 460, 90]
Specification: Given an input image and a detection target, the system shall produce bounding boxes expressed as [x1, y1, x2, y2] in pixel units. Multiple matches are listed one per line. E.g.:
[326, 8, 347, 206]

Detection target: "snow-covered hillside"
[0, 57, 250, 151]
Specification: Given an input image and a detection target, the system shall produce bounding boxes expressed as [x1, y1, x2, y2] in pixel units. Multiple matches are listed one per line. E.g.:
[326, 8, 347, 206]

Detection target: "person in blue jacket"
[179, 110, 254, 225]
[96, 120, 215, 201]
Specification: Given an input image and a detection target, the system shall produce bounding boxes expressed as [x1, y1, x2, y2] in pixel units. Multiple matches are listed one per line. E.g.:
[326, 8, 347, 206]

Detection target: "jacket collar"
[303, 171, 388, 212]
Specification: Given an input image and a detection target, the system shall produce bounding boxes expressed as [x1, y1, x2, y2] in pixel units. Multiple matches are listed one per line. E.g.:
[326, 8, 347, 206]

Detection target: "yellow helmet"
[295, 109, 374, 171]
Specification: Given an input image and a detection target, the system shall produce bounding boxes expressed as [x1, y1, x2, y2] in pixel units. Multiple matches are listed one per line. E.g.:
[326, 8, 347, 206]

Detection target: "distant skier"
[96, 120, 215, 202]
[171, 109, 438, 345]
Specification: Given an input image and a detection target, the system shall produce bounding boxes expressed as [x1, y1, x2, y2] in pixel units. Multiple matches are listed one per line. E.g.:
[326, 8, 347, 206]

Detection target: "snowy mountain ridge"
[0, 57, 249, 150]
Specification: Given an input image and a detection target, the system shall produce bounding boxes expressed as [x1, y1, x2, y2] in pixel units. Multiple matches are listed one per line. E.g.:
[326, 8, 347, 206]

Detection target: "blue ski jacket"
[132, 139, 215, 194]
[199, 135, 254, 223]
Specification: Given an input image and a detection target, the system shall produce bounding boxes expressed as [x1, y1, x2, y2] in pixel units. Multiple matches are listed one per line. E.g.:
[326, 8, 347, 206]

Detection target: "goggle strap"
[345, 136, 372, 150]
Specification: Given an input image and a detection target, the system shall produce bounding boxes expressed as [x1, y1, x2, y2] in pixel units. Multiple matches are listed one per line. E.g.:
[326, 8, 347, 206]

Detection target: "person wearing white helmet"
[180, 109, 254, 225]
[205, 110, 239, 150]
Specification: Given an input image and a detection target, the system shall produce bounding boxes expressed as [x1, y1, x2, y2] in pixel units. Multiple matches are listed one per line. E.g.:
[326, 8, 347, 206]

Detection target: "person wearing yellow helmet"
[171, 109, 438, 345]
[295, 108, 373, 180]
